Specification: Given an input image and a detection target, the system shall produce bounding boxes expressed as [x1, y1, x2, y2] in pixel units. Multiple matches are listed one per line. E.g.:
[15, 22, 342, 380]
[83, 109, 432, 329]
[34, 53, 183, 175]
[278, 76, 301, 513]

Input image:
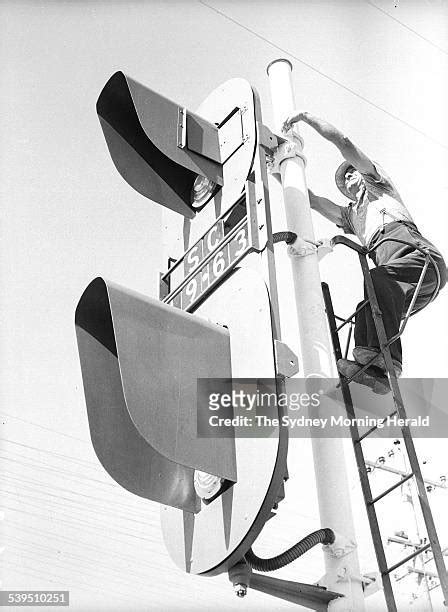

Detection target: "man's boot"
[337, 359, 391, 395]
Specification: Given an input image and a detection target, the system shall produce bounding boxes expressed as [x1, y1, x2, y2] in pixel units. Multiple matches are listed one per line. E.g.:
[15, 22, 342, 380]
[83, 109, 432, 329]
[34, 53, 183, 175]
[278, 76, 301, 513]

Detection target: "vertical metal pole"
[267, 58, 365, 611]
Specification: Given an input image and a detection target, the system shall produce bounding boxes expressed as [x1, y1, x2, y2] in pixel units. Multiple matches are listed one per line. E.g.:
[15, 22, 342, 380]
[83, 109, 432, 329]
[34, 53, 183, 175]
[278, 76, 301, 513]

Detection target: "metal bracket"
[218, 108, 245, 163]
[267, 134, 307, 175]
[274, 340, 299, 378]
[159, 271, 170, 300]
[177, 107, 186, 149]
[318, 569, 381, 599]
[287, 236, 317, 258]
[323, 532, 357, 559]
[246, 175, 268, 252]
[361, 572, 382, 597]
[250, 573, 343, 611]
[258, 124, 282, 152]
[286, 236, 333, 260]
[316, 238, 333, 261]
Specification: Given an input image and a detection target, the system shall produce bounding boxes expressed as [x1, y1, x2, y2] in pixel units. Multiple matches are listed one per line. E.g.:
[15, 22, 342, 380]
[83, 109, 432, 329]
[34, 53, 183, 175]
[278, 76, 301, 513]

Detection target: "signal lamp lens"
[191, 175, 217, 209]
[194, 470, 223, 501]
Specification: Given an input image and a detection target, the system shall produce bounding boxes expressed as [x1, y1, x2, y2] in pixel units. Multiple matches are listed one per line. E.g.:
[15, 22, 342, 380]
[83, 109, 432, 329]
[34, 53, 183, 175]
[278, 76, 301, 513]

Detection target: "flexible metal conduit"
[245, 528, 335, 572]
[273, 231, 297, 245]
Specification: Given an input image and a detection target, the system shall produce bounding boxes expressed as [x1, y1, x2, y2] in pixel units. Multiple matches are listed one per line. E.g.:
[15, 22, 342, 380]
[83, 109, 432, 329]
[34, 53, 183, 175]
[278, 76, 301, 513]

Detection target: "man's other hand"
[282, 111, 308, 133]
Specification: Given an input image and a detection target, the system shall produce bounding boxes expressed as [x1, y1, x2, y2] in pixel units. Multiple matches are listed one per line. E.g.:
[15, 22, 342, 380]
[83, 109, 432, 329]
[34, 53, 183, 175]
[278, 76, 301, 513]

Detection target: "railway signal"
[76, 72, 297, 588]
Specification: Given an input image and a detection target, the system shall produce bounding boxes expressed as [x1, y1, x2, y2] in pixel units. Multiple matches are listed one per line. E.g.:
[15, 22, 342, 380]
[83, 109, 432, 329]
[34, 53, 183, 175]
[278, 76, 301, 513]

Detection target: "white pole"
[267, 58, 365, 611]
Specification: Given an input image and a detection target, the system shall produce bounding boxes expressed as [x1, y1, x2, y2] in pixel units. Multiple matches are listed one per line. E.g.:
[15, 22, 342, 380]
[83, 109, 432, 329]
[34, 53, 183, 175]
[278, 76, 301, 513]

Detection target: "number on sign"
[232, 226, 247, 259]
[181, 275, 201, 309]
[210, 247, 230, 282]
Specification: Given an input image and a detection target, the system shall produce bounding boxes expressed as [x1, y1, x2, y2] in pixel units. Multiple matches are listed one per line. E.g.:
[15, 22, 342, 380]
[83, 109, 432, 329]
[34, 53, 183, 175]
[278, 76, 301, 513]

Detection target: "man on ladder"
[282, 111, 446, 393]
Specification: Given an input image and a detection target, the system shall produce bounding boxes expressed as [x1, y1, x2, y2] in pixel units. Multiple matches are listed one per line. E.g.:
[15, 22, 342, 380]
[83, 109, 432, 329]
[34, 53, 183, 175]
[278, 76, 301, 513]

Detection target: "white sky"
[1, 1, 447, 610]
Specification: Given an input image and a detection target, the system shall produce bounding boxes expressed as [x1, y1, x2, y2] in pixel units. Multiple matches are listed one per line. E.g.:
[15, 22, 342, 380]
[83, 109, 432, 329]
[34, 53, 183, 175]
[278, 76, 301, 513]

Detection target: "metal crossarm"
[321, 235, 447, 612]
[386, 544, 431, 575]
[369, 473, 414, 505]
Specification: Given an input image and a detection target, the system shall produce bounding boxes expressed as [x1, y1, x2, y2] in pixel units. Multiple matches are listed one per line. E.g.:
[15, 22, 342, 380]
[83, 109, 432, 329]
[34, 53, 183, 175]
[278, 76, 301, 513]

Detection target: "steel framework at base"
[250, 573, 342, 611]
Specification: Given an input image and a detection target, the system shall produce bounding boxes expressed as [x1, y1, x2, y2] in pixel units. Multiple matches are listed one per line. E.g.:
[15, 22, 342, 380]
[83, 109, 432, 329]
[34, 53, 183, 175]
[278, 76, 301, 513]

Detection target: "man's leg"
[354, 253, 440, 369]
[353, 300, 368, 347]
[339, 268, 411, 393]
[357, 266, 408, 366]
[340, 227, 445, 392]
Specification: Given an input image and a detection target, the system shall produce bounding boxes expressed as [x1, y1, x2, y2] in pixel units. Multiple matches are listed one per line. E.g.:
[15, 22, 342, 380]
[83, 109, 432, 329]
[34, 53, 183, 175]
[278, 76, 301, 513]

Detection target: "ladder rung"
[355, 411, 398, 443]
[369, 472, 414, 505]
[335, 299, 369, 332]
[385, 544, 431, 575]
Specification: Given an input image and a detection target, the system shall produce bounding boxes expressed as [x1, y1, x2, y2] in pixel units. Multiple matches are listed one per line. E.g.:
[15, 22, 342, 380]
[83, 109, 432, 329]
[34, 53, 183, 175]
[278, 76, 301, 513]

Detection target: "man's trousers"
[354, 222, 446, 367]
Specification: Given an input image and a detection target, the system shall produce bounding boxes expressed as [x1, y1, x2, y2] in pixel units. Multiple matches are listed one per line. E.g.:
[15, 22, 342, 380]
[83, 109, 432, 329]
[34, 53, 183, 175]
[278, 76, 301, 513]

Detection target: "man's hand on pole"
[282, 110, 308, 133]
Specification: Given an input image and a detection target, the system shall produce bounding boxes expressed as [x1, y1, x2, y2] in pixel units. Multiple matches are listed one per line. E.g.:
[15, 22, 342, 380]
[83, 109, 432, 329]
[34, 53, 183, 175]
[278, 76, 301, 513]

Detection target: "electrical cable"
[245, 528, 335, 572]
[0, 484, 149, 527]
[4, 561, 109, 601]
[4, 559, 131, 604]
[273, 231, 297, 244]
[4, 539, 159, 596]
[0, 454, 118, 489]
[366, 0, 448, 56]
[198, 0, 448, 151]
[5, 535, 188, 596]
[0, 471, 145, 517]
[0, 412, 88, 444]
[5, 519, 168, 571]
[0, 437, 99, 468]
[1, 503, 156, 544]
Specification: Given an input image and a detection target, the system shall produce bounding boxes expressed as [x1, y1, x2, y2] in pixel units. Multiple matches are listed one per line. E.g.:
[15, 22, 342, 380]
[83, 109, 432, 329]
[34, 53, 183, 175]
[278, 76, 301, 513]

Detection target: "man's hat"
[335, 160, 356, 200]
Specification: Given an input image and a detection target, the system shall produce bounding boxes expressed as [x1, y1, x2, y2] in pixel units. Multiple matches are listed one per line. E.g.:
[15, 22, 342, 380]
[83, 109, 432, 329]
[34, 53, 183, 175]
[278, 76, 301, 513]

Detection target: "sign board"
[162, 185, 264, 311]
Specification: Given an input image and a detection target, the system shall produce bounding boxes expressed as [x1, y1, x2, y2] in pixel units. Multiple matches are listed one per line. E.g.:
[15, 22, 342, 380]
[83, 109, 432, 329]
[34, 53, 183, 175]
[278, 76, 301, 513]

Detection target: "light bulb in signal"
[191, 175, 217, 209]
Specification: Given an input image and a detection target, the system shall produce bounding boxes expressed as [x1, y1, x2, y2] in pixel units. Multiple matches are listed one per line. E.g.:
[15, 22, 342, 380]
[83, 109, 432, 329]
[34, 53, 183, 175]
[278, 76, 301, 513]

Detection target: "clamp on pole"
[273, 231, 334, 260]
[287, 235, 317, 258]
[287, 236, 334, 261]
[323, 531, 357, 559]
[266, 132, 307, 176]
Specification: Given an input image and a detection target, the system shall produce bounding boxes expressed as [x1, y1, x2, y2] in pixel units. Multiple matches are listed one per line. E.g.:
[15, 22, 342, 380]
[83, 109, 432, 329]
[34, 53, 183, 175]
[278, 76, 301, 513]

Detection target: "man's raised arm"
[283, 112, 380, 179]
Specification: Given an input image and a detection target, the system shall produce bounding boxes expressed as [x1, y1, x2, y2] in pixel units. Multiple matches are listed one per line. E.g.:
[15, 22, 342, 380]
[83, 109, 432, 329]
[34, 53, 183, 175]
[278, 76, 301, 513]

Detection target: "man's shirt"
[338, 165, 415, 247]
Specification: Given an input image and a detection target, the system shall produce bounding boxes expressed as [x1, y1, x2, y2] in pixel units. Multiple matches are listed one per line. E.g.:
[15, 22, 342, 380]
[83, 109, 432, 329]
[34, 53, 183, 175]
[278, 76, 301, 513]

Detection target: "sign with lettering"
[163, 217, 251, 311]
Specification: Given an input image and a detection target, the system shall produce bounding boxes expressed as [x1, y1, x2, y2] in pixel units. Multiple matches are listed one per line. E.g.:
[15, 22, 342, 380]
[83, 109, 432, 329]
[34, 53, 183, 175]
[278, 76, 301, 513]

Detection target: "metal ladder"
[321, 234, 447, 611]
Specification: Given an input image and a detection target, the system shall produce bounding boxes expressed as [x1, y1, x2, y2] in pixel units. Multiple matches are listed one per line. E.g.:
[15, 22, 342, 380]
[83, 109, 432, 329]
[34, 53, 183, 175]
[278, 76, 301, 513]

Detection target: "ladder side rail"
[331, 235, 442, 384]
[321, 282, 397, 612]
[356, 254, 448, 604]
[331, 234, 441, 319]
[343, 323, 353, 359]
[396, 257, 430, 335]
